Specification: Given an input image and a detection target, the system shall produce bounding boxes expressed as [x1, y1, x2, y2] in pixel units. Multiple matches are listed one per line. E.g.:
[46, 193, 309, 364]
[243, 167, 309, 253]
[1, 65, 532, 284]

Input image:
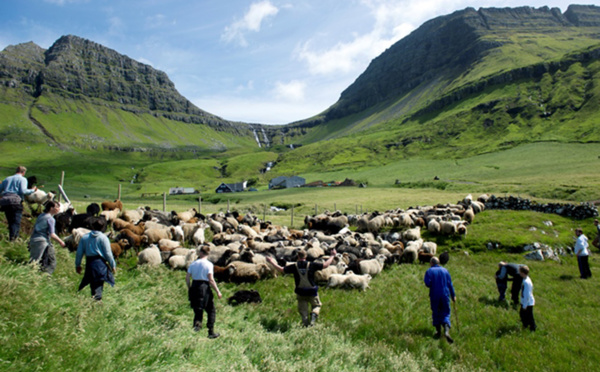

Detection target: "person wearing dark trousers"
[75, 219, 116, 301]
[186, 246, 222, 339]
[0, 166, 36, 241]
[519, 265, 536, 331]
[496, 262, 524, 304]
[574, 228, 592, 279]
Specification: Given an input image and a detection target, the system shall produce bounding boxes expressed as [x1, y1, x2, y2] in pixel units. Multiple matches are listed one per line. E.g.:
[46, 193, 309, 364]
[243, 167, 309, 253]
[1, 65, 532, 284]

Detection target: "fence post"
[57, 171, 65, 202]
[118, 184, 121, 200]
[227, 199, 230, 213]
[198, 197, 202, 214]
[334, 203, 337, 211]
[315, 204, 318, 216]
[291, 205, 294, 228]
[163, 192, 167, 212]
[263, 205, 266, 222]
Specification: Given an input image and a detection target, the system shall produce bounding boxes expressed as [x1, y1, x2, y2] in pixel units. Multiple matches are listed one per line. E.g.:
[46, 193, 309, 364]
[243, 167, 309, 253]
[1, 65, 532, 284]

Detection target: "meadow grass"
[0, 207, 599, 371]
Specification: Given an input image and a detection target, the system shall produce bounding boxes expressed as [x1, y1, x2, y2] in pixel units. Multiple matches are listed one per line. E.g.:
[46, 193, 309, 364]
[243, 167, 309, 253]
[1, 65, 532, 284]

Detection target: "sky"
[0, 0, 587, 124]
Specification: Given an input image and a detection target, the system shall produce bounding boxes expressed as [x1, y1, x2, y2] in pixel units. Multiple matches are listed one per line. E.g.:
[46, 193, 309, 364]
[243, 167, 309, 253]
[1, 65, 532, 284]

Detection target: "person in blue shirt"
[75, 219, 116, 301]
[424, 256, 456, 343]
[0, 166, 37, 241]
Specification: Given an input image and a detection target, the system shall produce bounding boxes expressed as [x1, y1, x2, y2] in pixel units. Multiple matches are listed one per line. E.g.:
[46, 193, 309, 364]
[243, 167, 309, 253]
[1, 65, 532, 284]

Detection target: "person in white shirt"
[186, 246, 222, 338]
[574, 228, 592, 279]
[519, 265, 536, 332]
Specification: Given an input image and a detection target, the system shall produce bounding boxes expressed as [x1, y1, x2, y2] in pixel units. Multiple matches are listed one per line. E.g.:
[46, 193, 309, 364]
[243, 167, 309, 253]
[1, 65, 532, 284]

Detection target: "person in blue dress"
[424, 256, 456, 343]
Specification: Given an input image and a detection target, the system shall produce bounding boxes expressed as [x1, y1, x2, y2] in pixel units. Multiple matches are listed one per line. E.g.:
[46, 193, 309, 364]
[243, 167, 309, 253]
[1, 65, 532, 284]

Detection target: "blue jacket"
[0, 173, 34, 200]
[75, 231, 116, 270]
[424, 264, 455, 300]
[424, 264, 456, 326]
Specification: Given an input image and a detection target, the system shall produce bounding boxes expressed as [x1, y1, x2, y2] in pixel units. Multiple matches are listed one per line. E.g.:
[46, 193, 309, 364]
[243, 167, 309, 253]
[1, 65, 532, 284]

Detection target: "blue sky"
[0, 0, 584, 124]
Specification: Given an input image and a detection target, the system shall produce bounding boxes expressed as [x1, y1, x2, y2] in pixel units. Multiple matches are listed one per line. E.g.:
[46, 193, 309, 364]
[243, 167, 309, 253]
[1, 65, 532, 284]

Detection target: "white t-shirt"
[574, 234, 589, 256]
[520, 276, 535, 308]
[187, 258, 213, 281]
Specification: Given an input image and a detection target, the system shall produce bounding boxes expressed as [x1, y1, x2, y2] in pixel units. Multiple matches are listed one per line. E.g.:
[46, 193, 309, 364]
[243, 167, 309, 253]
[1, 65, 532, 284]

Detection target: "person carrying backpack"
[267, 248, 336, 327]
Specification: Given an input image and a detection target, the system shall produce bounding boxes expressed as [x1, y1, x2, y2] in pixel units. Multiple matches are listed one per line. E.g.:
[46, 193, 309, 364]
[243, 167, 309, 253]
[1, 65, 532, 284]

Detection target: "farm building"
[269, 176, 306, 190]
[169, 187, 198, 195]
[215, 181, 247, 193]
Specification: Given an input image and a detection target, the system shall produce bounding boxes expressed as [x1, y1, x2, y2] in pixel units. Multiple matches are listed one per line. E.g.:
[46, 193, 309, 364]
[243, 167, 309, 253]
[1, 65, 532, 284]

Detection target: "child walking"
[519, 265, 536, 331]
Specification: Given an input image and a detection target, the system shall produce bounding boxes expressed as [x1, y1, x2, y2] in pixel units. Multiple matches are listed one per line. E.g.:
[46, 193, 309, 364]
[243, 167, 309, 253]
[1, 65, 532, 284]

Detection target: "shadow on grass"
[409, 326, 436, 338]
[260, 317, 292, 333]
[558, 274, 575, 281]
[495, 325, 521, 338]
[478, 296, 511, 309]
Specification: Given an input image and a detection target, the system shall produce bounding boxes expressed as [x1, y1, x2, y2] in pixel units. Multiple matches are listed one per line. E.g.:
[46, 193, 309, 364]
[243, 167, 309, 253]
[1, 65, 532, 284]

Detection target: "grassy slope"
[1, 208, 599, 372]
[274, 57, 600, 178]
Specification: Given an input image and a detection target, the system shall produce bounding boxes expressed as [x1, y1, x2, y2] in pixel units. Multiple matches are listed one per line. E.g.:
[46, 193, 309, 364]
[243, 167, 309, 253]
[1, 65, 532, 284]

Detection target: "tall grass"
[1, 206, 599, 371]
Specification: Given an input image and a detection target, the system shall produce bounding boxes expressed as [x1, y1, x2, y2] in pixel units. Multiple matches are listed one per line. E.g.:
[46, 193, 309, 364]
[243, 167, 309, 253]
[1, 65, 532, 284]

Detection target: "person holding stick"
[424, 256, 456, 343]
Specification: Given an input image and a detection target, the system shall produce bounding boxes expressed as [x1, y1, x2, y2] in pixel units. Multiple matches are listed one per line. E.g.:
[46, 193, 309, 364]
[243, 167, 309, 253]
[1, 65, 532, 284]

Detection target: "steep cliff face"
[324, 5, 600, 121]
[0, 41, 45, 95]
[0, 35, 240, 131]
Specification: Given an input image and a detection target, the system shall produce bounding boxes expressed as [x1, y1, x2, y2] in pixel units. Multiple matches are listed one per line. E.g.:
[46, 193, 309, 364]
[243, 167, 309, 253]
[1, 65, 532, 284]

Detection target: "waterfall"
[252, 129, 262, 148]
[261, 128, 270, 147]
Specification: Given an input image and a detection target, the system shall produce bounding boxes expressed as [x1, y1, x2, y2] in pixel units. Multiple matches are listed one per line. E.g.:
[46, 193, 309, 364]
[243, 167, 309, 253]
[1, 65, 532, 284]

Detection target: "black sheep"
[227, 290, 262, 306]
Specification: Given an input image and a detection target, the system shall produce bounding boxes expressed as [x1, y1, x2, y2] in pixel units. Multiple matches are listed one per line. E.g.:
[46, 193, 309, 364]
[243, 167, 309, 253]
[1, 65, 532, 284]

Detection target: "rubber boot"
[434, 325, 441, 339]
[443, 324, 454, 344]
[302, 315, 310, 327]
[310, 313, 318, 327]
[208, 329, 220, 339]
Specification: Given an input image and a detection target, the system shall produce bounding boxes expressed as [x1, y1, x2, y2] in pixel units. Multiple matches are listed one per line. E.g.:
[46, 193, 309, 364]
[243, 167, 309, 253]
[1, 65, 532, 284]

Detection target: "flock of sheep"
[47, 193, 488, 290]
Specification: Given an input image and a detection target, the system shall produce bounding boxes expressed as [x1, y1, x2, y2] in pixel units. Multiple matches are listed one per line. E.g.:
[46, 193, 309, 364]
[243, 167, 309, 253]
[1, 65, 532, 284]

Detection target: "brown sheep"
[118, 228, 148, 249]
[418, 251, 434, 264]
[111, 239, 131, 259]
[102, 199, 123, 211]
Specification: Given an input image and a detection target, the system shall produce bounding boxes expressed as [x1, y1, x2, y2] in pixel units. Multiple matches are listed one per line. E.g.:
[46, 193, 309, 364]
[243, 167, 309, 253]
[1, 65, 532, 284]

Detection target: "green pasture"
[0, 206, 599, 371]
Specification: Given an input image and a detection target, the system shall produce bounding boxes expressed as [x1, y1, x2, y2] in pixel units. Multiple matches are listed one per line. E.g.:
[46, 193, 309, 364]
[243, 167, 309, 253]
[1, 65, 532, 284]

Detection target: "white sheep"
[464, 207, 475, 224]
[177, 208, 197, 223]
[358, 254, 386, 277]
[327, 271, 354, 288]
[25, 190, 55, 213]
[168, 249, 198, 269]
[207, 218, 223, 234]
[138, 245, 162, 267]
[192, 223, 209, 246]
[122, 207, 145, 223]
[403, 226, 421, 241]
[346, 272, 372, 291]
[421, 241, 437, 255]
[314, 261, 347, 283]
[238, 224, 259, 239]
[158, 238, 181, 252]
[100, 208, 121, 223]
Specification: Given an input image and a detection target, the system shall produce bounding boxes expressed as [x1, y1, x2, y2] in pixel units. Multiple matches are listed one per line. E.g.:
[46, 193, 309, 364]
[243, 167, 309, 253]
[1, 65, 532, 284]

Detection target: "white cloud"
[221, 0, 279, 47]
[137, 57, 154, 67]
[108, 16, 124, 36]
[273, 80, 306, 102]
[297, 0, 466, 76]
[43, 0, 88, 5]
[194, 95, 326, 125]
